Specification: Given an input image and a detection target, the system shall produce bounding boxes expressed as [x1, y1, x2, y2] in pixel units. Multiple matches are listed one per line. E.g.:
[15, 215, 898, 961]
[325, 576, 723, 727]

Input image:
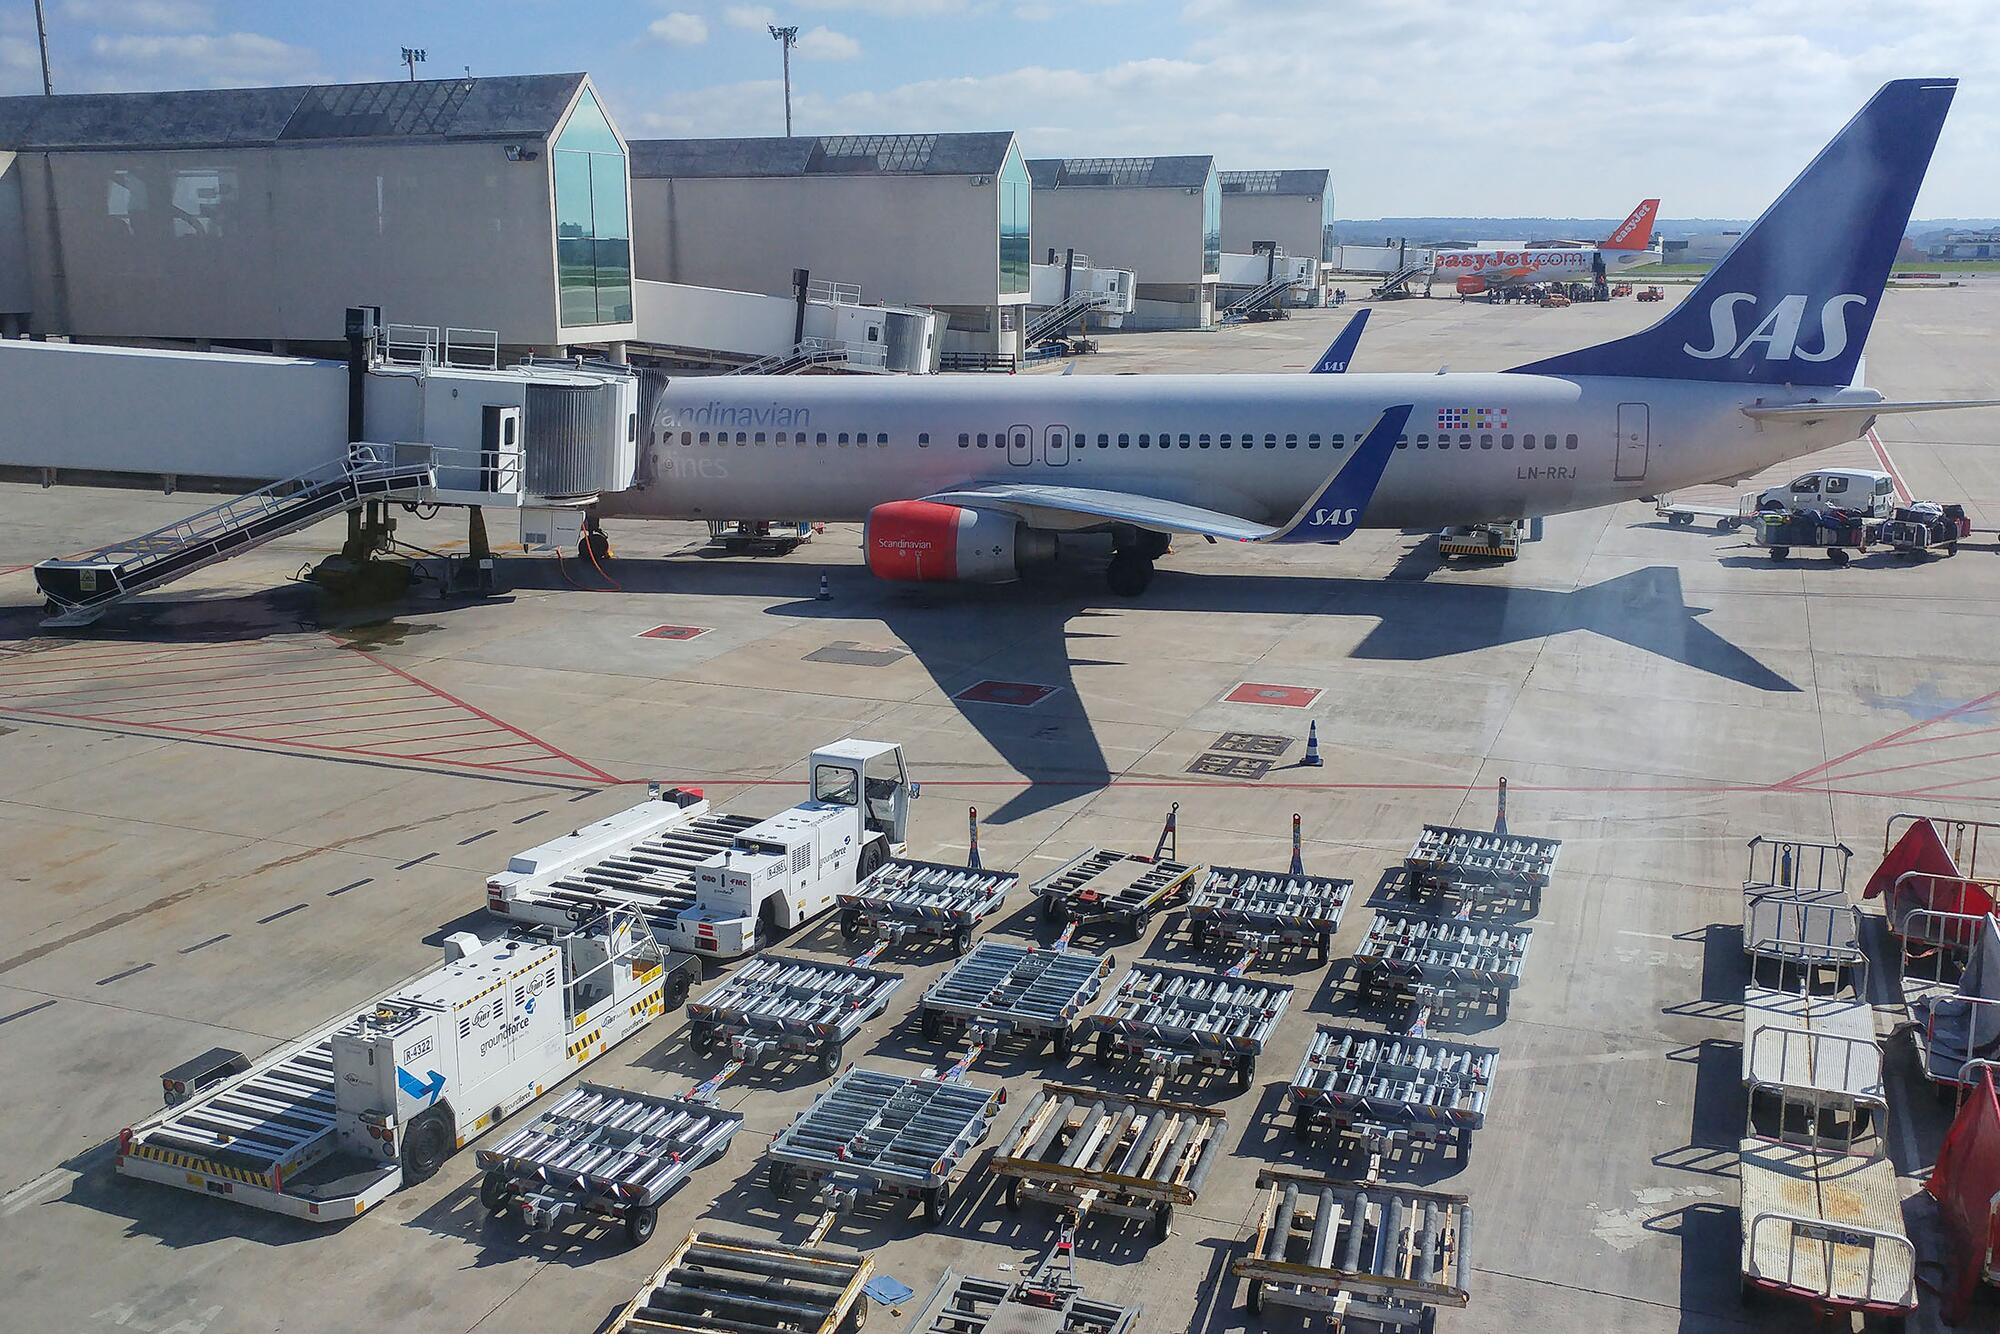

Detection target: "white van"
[1756, 469, 1897, 518]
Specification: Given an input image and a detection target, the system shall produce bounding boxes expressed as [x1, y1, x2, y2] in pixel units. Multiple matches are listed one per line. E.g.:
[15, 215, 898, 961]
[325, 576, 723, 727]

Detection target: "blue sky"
[2, 0, 1994, 218]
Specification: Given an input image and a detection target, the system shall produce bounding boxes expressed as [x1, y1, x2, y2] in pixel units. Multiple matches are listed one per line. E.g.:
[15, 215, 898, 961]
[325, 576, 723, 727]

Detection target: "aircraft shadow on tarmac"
[524, 553, 1799, 823]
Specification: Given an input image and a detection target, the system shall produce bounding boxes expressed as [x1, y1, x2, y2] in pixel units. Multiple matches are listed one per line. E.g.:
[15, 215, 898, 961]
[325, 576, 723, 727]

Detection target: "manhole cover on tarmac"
[1225, 682, 1322, 708]
[1188, 753, 1275, 780]
[804, 641, 908, 667]
[955, 679, 1059, 708]
[1213, 731, 1290, 756]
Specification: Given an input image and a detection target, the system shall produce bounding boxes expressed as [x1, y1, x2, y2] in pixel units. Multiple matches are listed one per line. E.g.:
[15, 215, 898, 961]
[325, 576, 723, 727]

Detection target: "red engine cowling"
[1455, 275, 1488, 296]
[864, 500, 1054, 583]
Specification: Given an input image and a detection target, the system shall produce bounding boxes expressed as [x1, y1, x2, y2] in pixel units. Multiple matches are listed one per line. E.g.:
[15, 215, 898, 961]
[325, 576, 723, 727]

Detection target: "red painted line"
[0, 639, 316, 672]
[278, 708, 473, 742]
[363, 727, 532, 754]
[350, 651, 620, 785]
[396, 739, 547, 761]
[1891, 773, 2000, 799]
[1863, 719, 2000, 754]
[1774, 689, 2000, 788]
[1807, 743, 2000, 786]
[1866, 427, 1912, 503]
[0, 648, 348, 692]
[50, 673, 397, 717]
[0, 564, 32, 577]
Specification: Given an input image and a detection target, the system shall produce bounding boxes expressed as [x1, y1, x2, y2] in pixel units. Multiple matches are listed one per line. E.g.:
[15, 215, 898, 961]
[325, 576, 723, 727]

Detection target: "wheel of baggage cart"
[1246, 1278, 1263, 1315]
[1720, 517, 1741, 532]
[817, 1042, 842, 1076]
[1190, 918, 1209, 949]
[1420, 1308, 1438, 1334]
[1095, 1030, 1115, 1065]
[480, 1169, 512, 1215]
[1235, 1054, 1254, 1091]
[921, 1007, 942, 1040]
[689, 1021, 714, 1056]
[1458, 1124, 1475, 1163]
[1126, 910, 1149, 942]
[1043, 893, 1069, 925]
[400, 1108, 453, 1185]
[952, 927, 973, 956]
[624, 1203, 658, 1247]
[1152, 1203, 1173, 1241]
[1052, 1027, 1073, 1060]
[1004, 1176, 1021, 1210]
[1315, 930, 1330, 964]
[844, 1301, 869, 1333]
[1767, 546, 1789, 561]
[768, 1163, 795, 1199]
[839, 909, 861, 941]
[1497, 987, 1511, 1019]
[1670, 512, 1692, 527]
[1827, 547, 1850, 566]
[922, 1184, 946, 1225]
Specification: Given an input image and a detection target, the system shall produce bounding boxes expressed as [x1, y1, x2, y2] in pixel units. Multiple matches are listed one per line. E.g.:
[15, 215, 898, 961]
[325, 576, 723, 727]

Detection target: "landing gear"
[1106, 551, 1153, 597]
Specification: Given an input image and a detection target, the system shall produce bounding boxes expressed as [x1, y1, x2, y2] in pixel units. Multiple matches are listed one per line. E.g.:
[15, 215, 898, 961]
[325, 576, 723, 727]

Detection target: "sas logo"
[1683, 292, 1866, 363]
[1310, 508, 1360, 528]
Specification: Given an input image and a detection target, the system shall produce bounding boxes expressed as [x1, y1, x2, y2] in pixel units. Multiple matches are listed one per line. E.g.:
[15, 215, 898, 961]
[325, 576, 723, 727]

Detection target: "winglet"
[1267, 404, 1411, 544]
[1310, 309, 1370, 373]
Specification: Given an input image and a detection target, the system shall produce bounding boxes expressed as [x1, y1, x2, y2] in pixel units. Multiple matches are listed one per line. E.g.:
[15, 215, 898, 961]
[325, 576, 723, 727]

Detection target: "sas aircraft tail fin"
[1512, 79, 1955, 388]
[1310, 309, 1370, 374]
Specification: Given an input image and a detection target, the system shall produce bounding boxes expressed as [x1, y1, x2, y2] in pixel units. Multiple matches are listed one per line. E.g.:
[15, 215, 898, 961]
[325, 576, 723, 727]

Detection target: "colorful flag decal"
[1436, 407, 1510, 431]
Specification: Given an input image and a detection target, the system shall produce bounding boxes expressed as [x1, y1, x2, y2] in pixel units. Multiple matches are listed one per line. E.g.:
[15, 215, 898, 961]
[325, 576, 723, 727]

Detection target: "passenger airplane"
[608, 80, 1986, 596]
[1431, 198, 1662, 294]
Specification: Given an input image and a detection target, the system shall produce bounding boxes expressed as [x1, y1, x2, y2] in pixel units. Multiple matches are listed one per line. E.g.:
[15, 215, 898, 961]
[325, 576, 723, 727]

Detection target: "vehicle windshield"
[812, 764, 858, 806]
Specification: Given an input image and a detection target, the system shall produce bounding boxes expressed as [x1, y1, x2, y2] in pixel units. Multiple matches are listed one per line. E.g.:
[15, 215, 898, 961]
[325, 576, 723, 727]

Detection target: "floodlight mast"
[768, 25, 799, 135]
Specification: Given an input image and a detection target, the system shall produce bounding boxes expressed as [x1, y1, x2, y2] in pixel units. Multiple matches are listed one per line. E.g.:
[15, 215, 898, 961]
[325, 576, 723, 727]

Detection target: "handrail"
[1745, 1210, 1915, 1307]
[1901, 907, 1985, 992]
[1745, 834, 1852, 896]
[1744, 898, 1864, 982]
[1889, 870, 1996, 931]
[1925, 993, 2000, 1085]
[1744, 1027, 1885, 1110]
[1886, 813, 2000, 879]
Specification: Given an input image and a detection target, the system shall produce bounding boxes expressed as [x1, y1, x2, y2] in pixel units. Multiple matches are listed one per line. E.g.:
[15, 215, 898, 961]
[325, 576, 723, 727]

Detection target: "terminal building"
[626, 132, 1032, 365]
[1027, 156, 1220, 329]
[0, 73, 640, 358]
[1219, 169, 1335, 265]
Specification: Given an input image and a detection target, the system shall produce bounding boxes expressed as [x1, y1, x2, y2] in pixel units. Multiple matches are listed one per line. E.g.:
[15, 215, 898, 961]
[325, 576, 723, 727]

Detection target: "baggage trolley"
[1085, 963, 1292, 1088]
[685, 953, 903, 1076]
[837, 858, 1018, 956]
[920, 938, 1114, 1059]
[611, 1228, 870, 1333]
[1186, 865, 1351, 965]
[1352, 910, 1531, 1020]
[1288, 1024, 1498, 1165]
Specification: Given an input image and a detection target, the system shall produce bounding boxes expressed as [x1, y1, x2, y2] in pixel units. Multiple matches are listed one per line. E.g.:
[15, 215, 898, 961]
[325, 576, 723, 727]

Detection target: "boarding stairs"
[33, 446, 436, 626]
[1222, 274, 1295, 322]
[724, 336, 886, 376]
[1373, 259, 1431, 298]
[1026, 290, 1113, 345]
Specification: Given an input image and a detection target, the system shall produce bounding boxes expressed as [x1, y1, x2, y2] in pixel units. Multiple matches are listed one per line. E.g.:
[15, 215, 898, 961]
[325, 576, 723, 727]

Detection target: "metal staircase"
[724, 336, 884, 376]
[33, 446, 436, 626]
[1222, 274, 1295, 321]
[1026, 290, 1112, 345]
[1373, 259, 1431, 298]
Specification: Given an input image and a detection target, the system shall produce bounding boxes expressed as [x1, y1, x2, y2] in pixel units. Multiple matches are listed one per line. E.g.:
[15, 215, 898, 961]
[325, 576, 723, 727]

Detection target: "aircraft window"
[1565, 433, 1579, 450]
[1097, 433, 1109, 447]
[838, 432, 850, 445]
[1825, 476, 1848, 493]
[1415, 433, 1429, 450]
[1396, 435, 1408, 449]
[1138, 434, 1150, 447]
[1282, 434, 1296, 448]
[1264, 433, 1277, 449]
[736, 432, 748, 445]
[958, 433, 970, 447]
[1196, 434, 1210, 448]
[680, 431, 692, 446]
[1219, 434, 1231, 448]
[1052, 432, 1065, 448]
[1118, 433, 1130, 447]
[1331, 433, 1345, 449]
[780, 431, 792, 444]
[1179, 434, 1192, 448]
[877, 433, 888, 445]
[1306, 434, 1318, 449]
[1479, 435, 1492, 450]
[755, 431, 767, 444]
[918, 432, 930, 446]
[1501, 433, 1514, 449]
[1459, 434, 1472, 449]
[696, 431, 708, 444]
[816, 432, 828, 444]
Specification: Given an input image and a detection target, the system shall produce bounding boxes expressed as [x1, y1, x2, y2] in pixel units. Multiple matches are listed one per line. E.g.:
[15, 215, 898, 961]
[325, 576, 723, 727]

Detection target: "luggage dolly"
[684, 942, 904, 1078]
[610, 1228, 871, 1334]
[1186, 820, 1351, 968]
[837, 814, 1018, 957]
[920, 936, 1116, 1061]
[1288, 1025, 1498, 1175]
[1037, 804, 1203, 942]
[1352, 910, 1531, 1023]
[1085, 962, 1293, 1090]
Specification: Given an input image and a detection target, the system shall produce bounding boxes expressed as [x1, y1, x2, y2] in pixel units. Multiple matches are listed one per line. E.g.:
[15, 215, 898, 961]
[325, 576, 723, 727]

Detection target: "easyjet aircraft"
[1432, 198, 1662, 294]
[609, 81, 1988, 596]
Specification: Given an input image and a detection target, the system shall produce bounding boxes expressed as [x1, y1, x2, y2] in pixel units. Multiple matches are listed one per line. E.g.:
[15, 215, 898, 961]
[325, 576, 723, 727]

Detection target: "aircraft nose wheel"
[1106, 552, 1154, 597]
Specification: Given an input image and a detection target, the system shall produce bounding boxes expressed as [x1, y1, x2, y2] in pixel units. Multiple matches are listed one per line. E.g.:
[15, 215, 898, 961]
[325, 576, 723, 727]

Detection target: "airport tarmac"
[1, 285, 1998, 1333]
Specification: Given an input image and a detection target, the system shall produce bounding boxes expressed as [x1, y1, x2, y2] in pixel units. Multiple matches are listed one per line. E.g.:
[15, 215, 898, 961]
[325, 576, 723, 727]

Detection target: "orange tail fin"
[1602, 198, 1660, 251]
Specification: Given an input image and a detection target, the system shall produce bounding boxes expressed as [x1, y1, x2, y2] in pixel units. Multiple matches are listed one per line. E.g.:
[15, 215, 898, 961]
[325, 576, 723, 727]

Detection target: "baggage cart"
[912, 1268, 1139, 1334]
[1896, 906, 1983, 1017]
[1288, 1025, 1497, 1163]
[765, 1066, 1001, 1223]
[475, 1083, 742, 1246]
[685, 953, 904, 1076]
[1037, 849, 1202, 941]
[837, 858, 1018, 956]
[1741, 893, 1863, 987]
[989, 1081, 1228, 1240]
[1233, 1168, 1472, 1331]
[1353, 910, 1531, 1019]
[1752, 509, 1865, 564]
[1871, 504, 1970, 560]
[611, 1228, 871, 1334]
[1085, 963, 1292, 1088]
[1744, 834, 1851, 899]
[920, 939, 1114, 1059]
[1741, 996, 1883, 1109]
[1403, 825, 1560, 915]
[1185, 865, 1351, 965]
[1654, 491, 1758, 531]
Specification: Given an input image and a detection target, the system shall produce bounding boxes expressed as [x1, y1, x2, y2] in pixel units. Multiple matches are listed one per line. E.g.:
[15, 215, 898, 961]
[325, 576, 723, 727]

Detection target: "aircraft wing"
[923, 406, 1414, 545]
[1743, 399, 2000, 422]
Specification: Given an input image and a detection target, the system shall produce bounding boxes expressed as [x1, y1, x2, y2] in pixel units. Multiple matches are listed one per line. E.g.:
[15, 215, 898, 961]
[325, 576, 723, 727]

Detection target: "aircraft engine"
[863, 500, 1056, 583]
[1455, 275, 1488, 296]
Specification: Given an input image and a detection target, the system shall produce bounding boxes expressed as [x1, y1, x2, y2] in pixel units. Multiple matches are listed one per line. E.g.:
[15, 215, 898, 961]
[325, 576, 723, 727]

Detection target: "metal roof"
[1220, 169, 1331, 198]
[1026, 155, 1214, 190]
[629, 131, 1015, 180]
[0, 73, 590, 152]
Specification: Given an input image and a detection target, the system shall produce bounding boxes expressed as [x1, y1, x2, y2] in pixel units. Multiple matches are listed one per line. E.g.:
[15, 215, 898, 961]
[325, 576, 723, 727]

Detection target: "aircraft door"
[1615, 402, 1649, 481]
[1008, 424, 1033, 467]
[1044, 425, 1071, 467]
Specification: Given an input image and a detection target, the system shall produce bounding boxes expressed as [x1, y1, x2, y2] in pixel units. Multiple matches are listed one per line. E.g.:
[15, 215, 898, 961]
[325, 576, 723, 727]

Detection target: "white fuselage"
[605, 371, 1860, 531]
[1433, 246, 1662, 288]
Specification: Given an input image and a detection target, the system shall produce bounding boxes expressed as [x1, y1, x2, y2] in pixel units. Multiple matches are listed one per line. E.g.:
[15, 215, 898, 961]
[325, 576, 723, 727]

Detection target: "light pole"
[401, 46, 427, 81]
[32, 0, 53, 95]
[768, 25, 798, 136]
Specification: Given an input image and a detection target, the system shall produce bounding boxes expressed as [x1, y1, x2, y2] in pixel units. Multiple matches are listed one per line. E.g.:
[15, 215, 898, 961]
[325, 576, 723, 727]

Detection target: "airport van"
[1756, 469, 1897, 518]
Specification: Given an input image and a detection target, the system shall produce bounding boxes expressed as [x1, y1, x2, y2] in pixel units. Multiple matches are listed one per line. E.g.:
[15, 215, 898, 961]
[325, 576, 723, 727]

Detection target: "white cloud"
[646, 11, 709, 45]
[798, 0, 966, 12]
[59, 0, 213, 30]
[724, 4, 778, 29]
[794, 25, 860, 60]
[85, 30, 319, 88]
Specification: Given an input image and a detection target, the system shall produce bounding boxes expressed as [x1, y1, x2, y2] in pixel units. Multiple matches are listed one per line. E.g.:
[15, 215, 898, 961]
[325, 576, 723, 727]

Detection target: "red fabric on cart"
[1929, 1070, 2000, 1324]
[1865, 819, 1992, 917]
